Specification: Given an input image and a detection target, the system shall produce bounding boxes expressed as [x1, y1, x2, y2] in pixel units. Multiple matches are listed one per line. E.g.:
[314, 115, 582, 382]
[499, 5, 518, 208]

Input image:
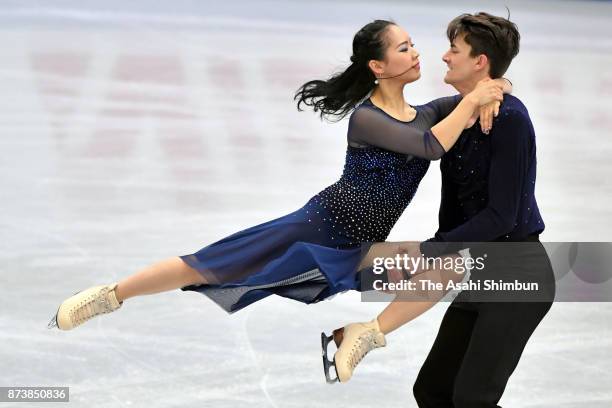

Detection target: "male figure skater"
[414, 12, 555, 407]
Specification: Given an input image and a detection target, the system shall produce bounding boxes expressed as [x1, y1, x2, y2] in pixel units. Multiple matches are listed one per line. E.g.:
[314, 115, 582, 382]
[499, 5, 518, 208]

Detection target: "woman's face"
[371, 25, 421, 84]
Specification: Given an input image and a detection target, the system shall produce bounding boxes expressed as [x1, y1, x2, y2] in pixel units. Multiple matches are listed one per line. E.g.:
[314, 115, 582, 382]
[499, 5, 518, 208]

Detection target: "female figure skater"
[47, 19, 508, 334]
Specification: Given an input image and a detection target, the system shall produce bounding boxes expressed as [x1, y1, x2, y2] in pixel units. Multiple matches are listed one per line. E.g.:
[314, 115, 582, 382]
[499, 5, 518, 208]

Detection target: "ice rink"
[1, 0, 611, 406]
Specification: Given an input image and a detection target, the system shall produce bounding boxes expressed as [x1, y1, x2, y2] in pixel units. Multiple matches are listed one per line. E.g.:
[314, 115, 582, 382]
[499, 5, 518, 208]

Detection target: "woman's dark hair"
[447, 11, 520, 79]
[294, 19, 396, 122]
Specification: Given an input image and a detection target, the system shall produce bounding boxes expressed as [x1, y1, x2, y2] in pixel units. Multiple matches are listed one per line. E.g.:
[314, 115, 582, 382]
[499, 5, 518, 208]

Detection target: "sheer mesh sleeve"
[348, 105, 446, 160]
[422, 94, 463, 123]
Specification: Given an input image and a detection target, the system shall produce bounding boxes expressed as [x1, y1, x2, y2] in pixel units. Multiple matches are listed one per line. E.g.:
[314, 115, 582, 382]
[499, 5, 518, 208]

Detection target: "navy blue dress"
[179, 95, 462, 313]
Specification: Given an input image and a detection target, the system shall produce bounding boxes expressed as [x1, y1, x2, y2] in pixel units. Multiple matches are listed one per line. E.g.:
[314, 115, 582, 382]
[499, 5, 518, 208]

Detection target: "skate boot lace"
[347, 329, 384, 371]
[70, 287, 115, 327]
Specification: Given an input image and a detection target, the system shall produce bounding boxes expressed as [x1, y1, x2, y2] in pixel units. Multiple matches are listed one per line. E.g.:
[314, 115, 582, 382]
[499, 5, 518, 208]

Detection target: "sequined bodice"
[311, 146, 430, 243]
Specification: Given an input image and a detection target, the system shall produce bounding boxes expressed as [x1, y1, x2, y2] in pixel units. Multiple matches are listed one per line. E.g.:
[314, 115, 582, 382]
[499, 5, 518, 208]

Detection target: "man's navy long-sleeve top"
[421, 94, 544, 257]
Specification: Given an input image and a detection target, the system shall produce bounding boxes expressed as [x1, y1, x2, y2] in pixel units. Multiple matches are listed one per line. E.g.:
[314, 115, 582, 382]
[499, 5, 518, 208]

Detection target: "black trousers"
[413, 239, 555, 408]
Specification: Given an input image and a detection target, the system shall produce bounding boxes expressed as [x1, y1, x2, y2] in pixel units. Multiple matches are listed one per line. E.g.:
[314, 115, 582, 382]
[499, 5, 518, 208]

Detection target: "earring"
[374, 77, 379, 85]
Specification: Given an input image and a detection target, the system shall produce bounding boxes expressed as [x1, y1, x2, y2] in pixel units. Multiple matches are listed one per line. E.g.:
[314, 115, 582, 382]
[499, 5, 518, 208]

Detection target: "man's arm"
[421, 109, 531, 256]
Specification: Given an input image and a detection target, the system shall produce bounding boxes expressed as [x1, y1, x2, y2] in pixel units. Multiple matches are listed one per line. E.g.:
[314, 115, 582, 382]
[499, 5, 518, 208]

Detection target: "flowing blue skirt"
[179, 198, 367, 314]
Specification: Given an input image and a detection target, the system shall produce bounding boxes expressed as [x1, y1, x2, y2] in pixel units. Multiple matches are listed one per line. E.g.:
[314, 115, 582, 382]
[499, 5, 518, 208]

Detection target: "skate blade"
[47, 313, 58, 329]
[321, 332, 339, 384]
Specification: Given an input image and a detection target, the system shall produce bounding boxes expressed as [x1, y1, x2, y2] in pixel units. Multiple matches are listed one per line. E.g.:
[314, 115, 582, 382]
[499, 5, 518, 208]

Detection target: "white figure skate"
[47, 282, 123, 330]
[321, 318, 386, 383]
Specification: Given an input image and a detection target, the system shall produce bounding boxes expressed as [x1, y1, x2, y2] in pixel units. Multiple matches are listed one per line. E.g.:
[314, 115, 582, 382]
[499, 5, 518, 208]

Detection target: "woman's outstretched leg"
[354, 241, 463, 334]
[375, 259, 463, 335]
[114, 256, 207, 302]
[48, 256, 207, 331]
[323, 241, 465, 383]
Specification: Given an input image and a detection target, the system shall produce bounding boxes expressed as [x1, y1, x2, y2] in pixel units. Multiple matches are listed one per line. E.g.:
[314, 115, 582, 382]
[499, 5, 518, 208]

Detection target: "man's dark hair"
[447, 11, 520, 78]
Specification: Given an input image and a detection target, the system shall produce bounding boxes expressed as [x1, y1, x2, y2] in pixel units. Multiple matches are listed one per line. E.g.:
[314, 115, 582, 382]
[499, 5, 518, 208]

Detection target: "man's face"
[442, 33, 482, 86]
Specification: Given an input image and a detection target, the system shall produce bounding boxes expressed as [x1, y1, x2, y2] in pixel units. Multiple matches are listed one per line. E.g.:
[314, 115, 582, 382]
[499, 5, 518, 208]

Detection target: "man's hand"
[401, 241, 431, 276]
